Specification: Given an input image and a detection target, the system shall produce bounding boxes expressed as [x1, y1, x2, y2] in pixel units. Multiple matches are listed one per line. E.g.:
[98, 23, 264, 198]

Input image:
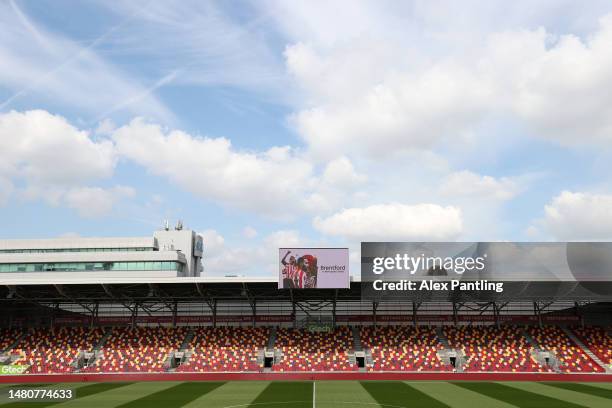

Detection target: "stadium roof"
[1, 279, 609, 304]
[0, 275, 282, 285]
[0, 280, 361, 303]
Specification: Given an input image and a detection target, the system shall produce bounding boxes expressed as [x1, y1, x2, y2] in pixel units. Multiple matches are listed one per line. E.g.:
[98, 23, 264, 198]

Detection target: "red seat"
[177, 327, 268, 372]
[527, 326, 604, 373]
[272, 327, 358, 372]
[81, 327, 185, 373]
[571, 326, 612, 366]
[361, 326, 449, 372]
[11, 327, 104, 374]
[0, 328, 22, 351]
[444, 326, 549, 373]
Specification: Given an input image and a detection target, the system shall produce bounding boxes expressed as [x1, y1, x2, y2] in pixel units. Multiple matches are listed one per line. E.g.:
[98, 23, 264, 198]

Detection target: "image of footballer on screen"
[280, 250, 318, 288]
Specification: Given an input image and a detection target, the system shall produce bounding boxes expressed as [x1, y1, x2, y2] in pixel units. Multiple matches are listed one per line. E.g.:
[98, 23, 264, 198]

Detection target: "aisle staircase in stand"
[562, 327, 611, 373]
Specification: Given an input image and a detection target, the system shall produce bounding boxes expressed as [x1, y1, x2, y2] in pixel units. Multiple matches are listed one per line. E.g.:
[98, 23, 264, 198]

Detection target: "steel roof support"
[412, 301, 422, 327]
[212, 299, 217, 328]
[50, 302, 59, 328]
[252, 299, 257, 328]
[101, 284, 114, 298]
[332, 289, 338, 328]
[574, 301, 584, 328]
[533, 301, 542, 328]
[290, 289, 296, 329]
[90, 301, 99, 328]
[372, 301, 379, 328]
[131, 302, 139, 328]
[172, 300, 178, 328]
[493, 302, 500, 328]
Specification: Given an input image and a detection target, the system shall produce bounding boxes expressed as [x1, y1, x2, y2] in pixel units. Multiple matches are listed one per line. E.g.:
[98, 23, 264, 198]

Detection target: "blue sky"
[2, 0, 612, 276]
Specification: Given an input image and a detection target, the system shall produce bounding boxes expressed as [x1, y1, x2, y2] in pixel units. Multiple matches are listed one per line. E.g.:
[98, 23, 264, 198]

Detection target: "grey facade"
[0, 228, 203, 280]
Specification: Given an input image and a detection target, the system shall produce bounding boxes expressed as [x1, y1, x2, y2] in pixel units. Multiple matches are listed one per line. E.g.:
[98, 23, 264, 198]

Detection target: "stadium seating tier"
[444, 325, 549, 373]
[82, 327, 186, 373]
[11, 327, 104, 374]
[526, 326, 604, 373]
[177, 327, 268, 372]
[361, 326, 450, 372]
[273, 327, 358, 372]
[0, 324, 609, 374]
[571, 326, 612, 365]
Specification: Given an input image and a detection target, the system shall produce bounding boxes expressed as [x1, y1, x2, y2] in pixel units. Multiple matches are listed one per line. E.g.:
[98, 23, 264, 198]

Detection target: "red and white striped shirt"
[283, 265, 298, 283]
[295, 268, 305, 288]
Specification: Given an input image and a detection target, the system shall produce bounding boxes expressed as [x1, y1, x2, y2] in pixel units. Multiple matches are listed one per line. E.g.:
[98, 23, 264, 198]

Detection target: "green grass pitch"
[0, 381, 611, 408]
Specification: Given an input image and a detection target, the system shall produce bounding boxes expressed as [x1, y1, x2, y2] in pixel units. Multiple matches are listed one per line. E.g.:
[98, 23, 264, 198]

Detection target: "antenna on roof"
[176, 220, 183, 231]
[164, 220, 170, 231]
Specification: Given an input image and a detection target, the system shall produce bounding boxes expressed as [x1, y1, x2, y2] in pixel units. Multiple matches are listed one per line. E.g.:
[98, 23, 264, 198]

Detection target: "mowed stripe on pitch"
[249, 381, 312, 408]
[361, 381, 450, 408]
[181, 381, 270, 408]
[503, 382, 610, 408]
[580, 382, 612, 391]
[541, 382, 612, 402]
[453, 382, 587, 408]
[51, 381, 181, 408]
[115, 382, 225, 408]
[408, 381, 518, 408]
[315, 380, 382, 408]
[1, 382, 131, 408]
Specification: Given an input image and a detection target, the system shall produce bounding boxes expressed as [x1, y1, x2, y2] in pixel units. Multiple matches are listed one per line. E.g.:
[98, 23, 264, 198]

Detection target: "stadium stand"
[360, 326, 450, 372]
[81, 327, 185, 373]
[526, 326, 605, 373]
[571, 326, 612, 365]
[1, 324, 611, 375]
[11, 327, 104, 374]
[444, 325, 549, 372]
[272, 326, 358, 371]
[177, 327, 268, 372]
[0, 328, 22, 351]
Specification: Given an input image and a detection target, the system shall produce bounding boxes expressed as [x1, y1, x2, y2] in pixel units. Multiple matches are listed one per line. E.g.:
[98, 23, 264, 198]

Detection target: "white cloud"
[199, 229, 225, 257]
[113, 118, 347, 218]
[0, 1, 173, 122]
[6, 2, 612, 247]
[278, 4, 495, 159]
[0, 110, 370, 220]
[440, 170, 521, 201]
[539, 191, 612, 240]
[507, 16, 612, 145]
[242, 226, 258, 239]
[281, 9, 612, 158]
[289, 49, 491, 159]
[321, 156, 366, 188]
[202, 229, 306, 276]
[63, 185, 135, 218]
[95, 119, 116, 136]
[0, 110, 115, 186]
[0, 110, 133, 217]
[313, 203, 463, 241]
[263, 229, 302, 248]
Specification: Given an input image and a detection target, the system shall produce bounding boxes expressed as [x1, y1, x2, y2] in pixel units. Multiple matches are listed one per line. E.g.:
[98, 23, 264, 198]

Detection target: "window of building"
[0, 261, 183, 273]
[0, 247, 155, 254]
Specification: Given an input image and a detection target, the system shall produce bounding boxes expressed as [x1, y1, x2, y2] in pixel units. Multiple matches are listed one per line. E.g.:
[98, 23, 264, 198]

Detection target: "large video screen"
[278, 248, 349, 289]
